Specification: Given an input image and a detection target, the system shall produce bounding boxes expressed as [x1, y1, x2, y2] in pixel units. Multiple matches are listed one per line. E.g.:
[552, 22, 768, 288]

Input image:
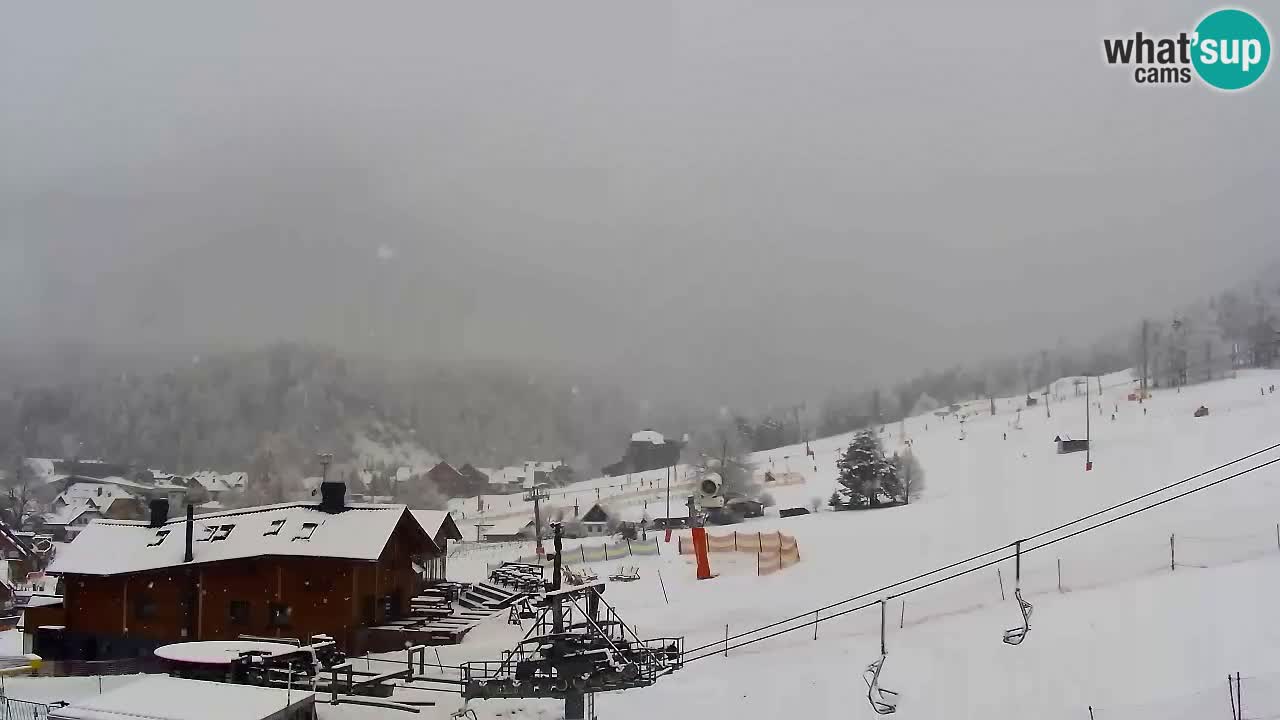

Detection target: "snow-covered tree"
[894, 448, 925, 503]
[834, 431, 901, 508]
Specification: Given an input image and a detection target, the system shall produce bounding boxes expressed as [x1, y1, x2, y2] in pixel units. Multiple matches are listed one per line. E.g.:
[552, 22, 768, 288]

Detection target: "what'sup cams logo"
[1104, 8, 1270, 90]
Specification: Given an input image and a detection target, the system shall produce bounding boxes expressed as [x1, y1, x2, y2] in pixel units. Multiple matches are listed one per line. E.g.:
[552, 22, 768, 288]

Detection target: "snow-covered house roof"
[410, 510, 464, 542]
[631, 429, 666, 444]
[581, 503, 610, 524]
[43, 505, 101, 527]
[188, 471, 243, 494]
[48, 501, 432, 577]
[48, 675, 314, 720]
[481, 516, 534, 539]
[58, 482, 136, 506]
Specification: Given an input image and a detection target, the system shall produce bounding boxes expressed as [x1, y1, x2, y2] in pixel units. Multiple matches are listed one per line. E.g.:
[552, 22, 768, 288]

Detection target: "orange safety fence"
[758, 544, 802, 576]
[677, 530, 802, 575]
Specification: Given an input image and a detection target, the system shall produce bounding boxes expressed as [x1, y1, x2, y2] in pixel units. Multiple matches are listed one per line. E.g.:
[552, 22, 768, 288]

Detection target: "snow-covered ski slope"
[446, 368, 1280, 719]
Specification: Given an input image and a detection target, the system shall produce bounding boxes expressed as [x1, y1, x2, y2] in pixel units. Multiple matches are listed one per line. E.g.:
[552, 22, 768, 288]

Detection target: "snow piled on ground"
[435, 367, 1280, 719]
[9, 368, 1280, 719]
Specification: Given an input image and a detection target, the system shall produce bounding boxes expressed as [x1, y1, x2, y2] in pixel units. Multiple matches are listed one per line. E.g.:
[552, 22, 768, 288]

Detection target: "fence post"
[813, 610, 819, 640]
[581, 546, 587, 563]
[654, 537, 660, 555]
[734, 532, 738, 551]
[1275, 523, 1279, 552]
[724, 625, 729, 657]
[1237, 672, 1243, 720]
[1057, 558, 1062, 593]
[997, 569, 1006, 601]
[1229, 674, 1237, 720]
[1088, 706, 1095, 720]
[899, 600, 905, 629]
[1170, 534, 1176, 571]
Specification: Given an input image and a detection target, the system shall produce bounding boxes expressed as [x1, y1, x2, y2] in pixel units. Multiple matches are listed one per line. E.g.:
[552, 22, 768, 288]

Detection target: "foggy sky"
[3, 0, 1277, 408]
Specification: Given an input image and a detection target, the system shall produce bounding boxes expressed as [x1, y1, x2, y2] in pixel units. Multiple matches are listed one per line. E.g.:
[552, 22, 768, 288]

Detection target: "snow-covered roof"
[189, 471, 244, 493]
[43, 505, 101, 527]
[61, 475, 189, 494]
[631, 429, 665, 444]
[481, 516, 534, 537]
[49, 676, 314, 720]
[58, 482, 136, 505]
[48, 502, 429, 576]
[410, 510, 463, 541]
[154, 640, 298, 665]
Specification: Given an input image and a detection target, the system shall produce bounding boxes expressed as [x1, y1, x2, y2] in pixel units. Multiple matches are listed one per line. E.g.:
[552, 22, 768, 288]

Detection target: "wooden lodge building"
[34, 481, 456, 661]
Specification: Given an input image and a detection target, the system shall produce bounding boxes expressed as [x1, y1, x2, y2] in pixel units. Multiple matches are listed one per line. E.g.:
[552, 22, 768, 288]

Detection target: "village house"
[0, 522, 44, 579]
[425, 462, 470, 497]
[480, 517, 535, 542]
[410, 510, 464, 581]
[35, 481, 444, 661]
[186, 471, 247, 503]
[41, 505, 104, 541]
[602, 430, 683, 477]
[580, 503, 612, 536]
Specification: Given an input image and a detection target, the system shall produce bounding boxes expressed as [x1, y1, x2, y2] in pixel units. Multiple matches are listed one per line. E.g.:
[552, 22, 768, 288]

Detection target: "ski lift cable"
[682, 440, 1280, 657]
[682, 451, 1280, 663]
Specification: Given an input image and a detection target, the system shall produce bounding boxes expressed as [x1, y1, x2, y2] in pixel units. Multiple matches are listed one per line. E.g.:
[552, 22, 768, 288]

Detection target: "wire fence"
[486, 537, 662, 574]
[682, 514, 1280, 662]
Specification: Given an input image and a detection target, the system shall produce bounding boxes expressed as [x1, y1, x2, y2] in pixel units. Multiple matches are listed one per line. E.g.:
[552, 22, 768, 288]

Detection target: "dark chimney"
[184, 504, 194, 563]
[148, 498, 169, 528]
[319, 481, 347, 514]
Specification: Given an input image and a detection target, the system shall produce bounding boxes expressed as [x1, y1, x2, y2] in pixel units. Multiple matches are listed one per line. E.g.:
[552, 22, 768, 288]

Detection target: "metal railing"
[0, 697, 57, 720]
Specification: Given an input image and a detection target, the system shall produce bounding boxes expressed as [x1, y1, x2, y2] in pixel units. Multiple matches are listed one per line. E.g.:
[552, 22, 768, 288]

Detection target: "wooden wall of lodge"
[56, 514, 428, 652]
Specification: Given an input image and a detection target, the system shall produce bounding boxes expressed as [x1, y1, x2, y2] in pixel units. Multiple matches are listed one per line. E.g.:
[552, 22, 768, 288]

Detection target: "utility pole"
[1140, 319, 1149, 401]
[1085, 377, 1092, 471]
[1041, 350, 1052, 418]
[525, 482, 549, 557]
[664, 463, 672, 541]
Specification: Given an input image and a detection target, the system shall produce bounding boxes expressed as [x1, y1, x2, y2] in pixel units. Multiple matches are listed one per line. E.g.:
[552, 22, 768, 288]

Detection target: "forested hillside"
[0, 343, 643, 480]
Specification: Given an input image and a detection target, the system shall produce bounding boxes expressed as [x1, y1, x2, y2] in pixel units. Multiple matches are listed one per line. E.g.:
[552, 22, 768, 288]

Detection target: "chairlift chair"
[1002, 541, 1034, 646]
[863, 600, 900, 715]
[1002, 588, 1034, 646]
